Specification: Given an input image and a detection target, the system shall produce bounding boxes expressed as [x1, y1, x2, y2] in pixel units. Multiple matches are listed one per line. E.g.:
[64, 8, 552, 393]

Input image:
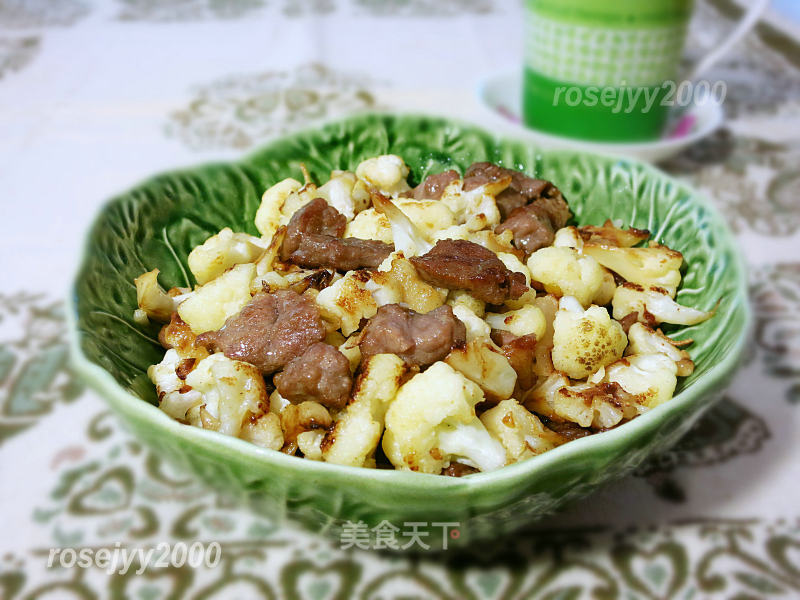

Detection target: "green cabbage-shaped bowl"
[69, 114, 749, 548]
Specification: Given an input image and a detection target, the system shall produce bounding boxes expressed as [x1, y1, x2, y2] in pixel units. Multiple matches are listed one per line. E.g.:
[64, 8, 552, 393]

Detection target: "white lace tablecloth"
[2, 1, 800, 597]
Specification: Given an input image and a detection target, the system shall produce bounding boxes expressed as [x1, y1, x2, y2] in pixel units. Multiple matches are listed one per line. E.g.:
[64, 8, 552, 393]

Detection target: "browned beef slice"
[288, 234, 393, 270]
[463, 162, 511, 191]
[281, 197, 393, 269]
[196, 290, 326, 375]
[495, 193, 572, 255]
[463, 161, 571, 256]
[489, 328, 517, 347]
[464, 161, 555, 220]
[495, 203, 556, 255]
[273, 342, 353, 409]
[442, 462, 479, 477]
[538, 416, 593, 440]
[490, 329, 538, 391]
[409, 239, 529, 304]
[402, 169, 460, 200]
[535, 193, 571, 229]
[282, 197, 347, 260]
[359, 304, 466, 367]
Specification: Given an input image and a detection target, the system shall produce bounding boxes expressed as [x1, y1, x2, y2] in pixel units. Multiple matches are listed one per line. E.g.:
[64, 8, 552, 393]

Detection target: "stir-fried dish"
[134, 156, 713, 475]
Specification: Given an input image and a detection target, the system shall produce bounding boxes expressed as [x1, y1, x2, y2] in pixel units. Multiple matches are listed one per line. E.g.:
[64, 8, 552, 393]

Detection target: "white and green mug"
[523, 0, 769, 141]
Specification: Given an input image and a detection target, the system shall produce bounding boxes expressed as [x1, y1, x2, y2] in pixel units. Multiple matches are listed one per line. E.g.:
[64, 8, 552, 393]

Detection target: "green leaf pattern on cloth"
[0, 0, 89, 28]
[165, 63, 383, 151]
[116, 0, 266, 22]
[0, 37, 39, 81]
[0, 293, 83, 444]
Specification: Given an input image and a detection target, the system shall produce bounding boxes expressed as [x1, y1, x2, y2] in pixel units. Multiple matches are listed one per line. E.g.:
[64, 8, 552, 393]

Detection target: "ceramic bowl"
[69, 113, 749, 548]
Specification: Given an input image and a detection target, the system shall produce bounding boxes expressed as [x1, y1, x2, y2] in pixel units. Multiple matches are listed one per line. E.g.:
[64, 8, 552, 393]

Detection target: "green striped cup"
[523, 0, 767, 141]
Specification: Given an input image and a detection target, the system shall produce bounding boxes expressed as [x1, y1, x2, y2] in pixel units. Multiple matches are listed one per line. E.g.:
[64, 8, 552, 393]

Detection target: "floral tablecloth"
[2, 0, 800, 598]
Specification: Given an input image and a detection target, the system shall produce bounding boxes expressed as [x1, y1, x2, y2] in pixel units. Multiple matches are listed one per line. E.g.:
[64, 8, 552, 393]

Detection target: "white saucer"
[477, 71, 724, 163]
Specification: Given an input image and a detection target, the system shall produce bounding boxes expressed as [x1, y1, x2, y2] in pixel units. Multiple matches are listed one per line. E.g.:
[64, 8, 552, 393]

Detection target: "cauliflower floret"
[583, 242, 683, 296]
[524, 372, 569, 419]
[447, 289, 486, 318]
[156, 311, 209, 363]
[549, 363, 630, 429]
[383, 362, 506, 473]
[280, 401, 332, 455]
[480, 399, 564, 463]
[612, 283, 715, 326]
[322, 354, 408, 467]
[376, 249, 402, 272]
[553, 226, 584, 251]
[149, 349, 204, 420]
[605, 353, 678, 409]
[364, 272, 403, 307]
[268, 389, 291, 415]
[451, 304, 491, 341]
[594, 268, 617, 306]
[355, 154, 411, 197]
[436, 417, 508, 472]
[550, 227, 615, 306]
[395, 199, 456, 239]
[315, 270, 377, 335]
[579, 220, 649, 247]
[627, 322, 694, 376]
[253, 270, 289, 294]
[135, 269, 180, 322]
[527, 246, 605, 308]
[297, 430, 326, 460]
[323, 403, 377, 465]
[253, 225, 285, 274]
[240, 411, 284, 450]
[468, 229, 518, 255]
[317, 171, 370, 222]
[552, 352, 679, 428]
[281, 267, 330, 289]
[338, 333, 362, 374]
[439, 181, 501, 231]
[371, 192, 433, 257]
[445, 339, 517, 401]
[485, 305, 546, 339]
[315, 170, 370, 221]
[325, 330, 347, 347]
[503, 288, 538, 311]
[431, 223, 470, 243]
[552, 380, 626, 429]
[530, 294, 559, 377]
[182, 353, 269, 438]
[367, 254, 447, 313]
[496, 251, 532, 286]
[344, 208, 393, 244]
[254, 178, 304, 238]
[551, 296, 627, 379]
[281, 186, 318, 220]
[178, 263, 255, 334]
[188, 228, 267, 286]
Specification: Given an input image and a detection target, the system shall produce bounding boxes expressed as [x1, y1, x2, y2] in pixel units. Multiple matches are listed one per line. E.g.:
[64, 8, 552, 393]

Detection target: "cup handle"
[687, 0, 770, 80]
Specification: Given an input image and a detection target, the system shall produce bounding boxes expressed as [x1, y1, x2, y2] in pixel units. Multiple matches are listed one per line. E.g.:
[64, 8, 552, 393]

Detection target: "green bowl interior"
[70, 113, 749, 538]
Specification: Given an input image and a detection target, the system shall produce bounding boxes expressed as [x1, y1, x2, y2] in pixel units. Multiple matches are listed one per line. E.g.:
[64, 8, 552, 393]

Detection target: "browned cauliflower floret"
[551, 297, 627, 379]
